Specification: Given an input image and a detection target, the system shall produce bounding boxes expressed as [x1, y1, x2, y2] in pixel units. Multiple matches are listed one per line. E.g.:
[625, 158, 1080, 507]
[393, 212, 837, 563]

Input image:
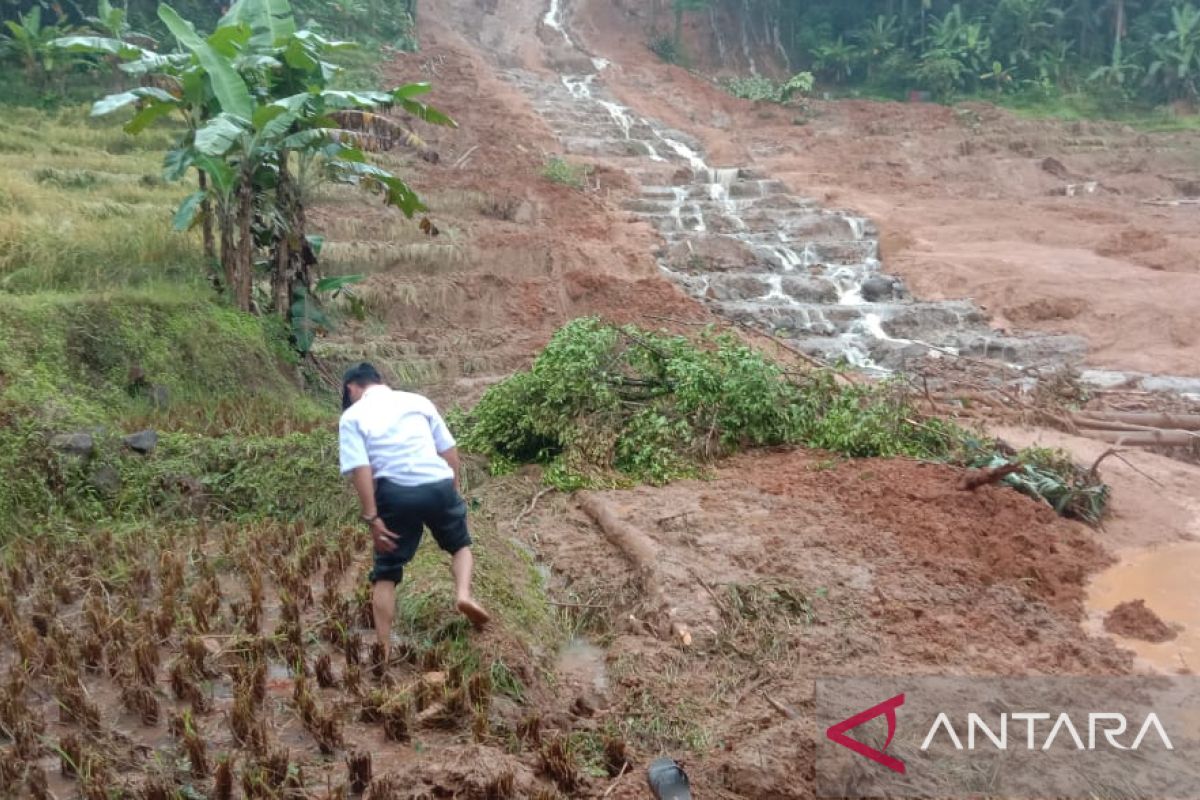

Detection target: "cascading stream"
[507, 0, 1097, 376]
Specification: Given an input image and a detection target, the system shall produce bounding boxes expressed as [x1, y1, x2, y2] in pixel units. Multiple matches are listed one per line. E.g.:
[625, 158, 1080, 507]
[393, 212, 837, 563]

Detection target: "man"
[339, 363, 490, 658]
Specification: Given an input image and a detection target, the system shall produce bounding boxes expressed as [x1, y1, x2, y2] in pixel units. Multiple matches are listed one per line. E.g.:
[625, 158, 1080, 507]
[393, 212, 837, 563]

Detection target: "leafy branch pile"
[723, 72, 815, 103]
[453, 319, 1109, 523]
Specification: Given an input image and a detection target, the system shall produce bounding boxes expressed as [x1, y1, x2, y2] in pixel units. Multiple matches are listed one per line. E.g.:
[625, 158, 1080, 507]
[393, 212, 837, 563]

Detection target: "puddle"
[1087, 541, 1200, 673]
[556, 637, 609, 696]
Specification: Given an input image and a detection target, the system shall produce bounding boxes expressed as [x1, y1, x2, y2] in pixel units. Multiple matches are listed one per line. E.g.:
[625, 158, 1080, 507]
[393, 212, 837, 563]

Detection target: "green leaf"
[172, 190, 207, 230]
[91, 87, 179, 117]
[51, 35, 148, 59]
[159, 3, 254, 121]
[305, 234, 325, 257]
[192, 154, 237, 195]
[398, 97, 457, 127]
[329, 159, 425, 216]
[163, 146, 192, 181]
[314, 274, 362, 294]
[392, 82, 432, 99]
[281, 129, 329, 150]
[221, 0, 296, 48]
[194, 113, 249, 156]
[207, 21, 252, 57]
[125, 99, 180, 134]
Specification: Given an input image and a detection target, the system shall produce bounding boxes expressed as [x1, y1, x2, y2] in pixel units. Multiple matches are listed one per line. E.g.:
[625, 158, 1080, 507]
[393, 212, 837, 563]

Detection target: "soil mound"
[1104, 599, 1177, 643]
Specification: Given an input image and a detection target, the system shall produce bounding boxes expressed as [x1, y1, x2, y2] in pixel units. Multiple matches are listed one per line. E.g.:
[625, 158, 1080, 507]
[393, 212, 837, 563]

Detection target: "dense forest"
[660, 0, 1200, 105]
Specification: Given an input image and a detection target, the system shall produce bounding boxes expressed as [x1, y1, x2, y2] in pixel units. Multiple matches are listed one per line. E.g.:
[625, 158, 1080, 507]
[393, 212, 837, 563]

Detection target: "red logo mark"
[826, 693, 906, 774]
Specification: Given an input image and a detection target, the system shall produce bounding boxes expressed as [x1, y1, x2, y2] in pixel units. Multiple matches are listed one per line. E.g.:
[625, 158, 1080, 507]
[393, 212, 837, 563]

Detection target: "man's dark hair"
[342, 362, 383, 411]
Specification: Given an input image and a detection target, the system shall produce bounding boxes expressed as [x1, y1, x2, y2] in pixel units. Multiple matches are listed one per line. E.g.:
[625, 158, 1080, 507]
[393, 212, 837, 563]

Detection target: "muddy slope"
[574, 0, 1200, 378]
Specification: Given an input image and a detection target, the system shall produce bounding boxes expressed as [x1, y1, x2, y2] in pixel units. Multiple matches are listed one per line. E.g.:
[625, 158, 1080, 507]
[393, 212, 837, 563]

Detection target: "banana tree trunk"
[233, 176, 255, 313]
[198, 170, 216, 265]
[219, 198, 235, 302]
[271, 155, 312, 317]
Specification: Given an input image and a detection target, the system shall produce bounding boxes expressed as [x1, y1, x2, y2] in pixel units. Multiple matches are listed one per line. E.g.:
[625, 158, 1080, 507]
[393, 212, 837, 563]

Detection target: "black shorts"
[371, 478, 472, 584]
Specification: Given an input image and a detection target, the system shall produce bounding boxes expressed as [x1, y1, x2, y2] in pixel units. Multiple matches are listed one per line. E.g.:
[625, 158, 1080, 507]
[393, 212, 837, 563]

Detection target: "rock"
[1104, 599, 1177, 644]
[1040, 157, 1072, 179]
[706, 275, 769, 302]
[50, 432, 95, 459]
[150, 384, 170, 408]
[88, 464, 121, 496]
[123, 430, 158, 454]
[860, 275, 899, 302]
[781, 277, 838, 304]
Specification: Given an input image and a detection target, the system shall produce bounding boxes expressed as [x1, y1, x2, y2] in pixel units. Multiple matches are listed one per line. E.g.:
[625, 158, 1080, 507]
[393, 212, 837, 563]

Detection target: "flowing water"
[1086, 542, 1200, 674]
[525, 1, 1200, 393]
[508, 0, 1093, 374]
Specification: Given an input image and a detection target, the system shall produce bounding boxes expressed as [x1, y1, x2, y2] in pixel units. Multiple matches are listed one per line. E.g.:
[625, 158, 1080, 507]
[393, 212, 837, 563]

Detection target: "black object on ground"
[647, 757, 692, 800]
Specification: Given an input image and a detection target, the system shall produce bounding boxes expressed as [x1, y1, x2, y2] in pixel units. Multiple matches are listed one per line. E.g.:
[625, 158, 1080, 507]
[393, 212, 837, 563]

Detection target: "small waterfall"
[669, 188, 687, 233]
[516, 0, 1081, 377]
[598, 100, 633, 139]
[763, 275, 794, 304]
[543, 0, 571, 43]
[657, 134, 710, 175]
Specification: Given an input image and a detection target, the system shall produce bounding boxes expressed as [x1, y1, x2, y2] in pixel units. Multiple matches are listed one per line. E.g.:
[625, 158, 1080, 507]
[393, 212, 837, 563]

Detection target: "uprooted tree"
[452, 318, 1111, 524]
[57, 0, 453, 345]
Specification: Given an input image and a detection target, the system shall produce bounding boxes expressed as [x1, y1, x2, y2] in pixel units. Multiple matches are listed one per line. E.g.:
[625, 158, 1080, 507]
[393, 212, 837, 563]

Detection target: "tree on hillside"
[642, 0, 1200, 105]
[57, 0, 453, 344]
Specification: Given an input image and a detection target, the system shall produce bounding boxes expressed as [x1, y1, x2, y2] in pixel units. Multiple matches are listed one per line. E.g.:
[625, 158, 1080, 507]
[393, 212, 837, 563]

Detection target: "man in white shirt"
[339, 363, 490, 659]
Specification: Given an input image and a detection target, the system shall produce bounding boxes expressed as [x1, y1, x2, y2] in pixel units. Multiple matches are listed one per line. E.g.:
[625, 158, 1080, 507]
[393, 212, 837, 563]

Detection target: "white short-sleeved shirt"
[339, 385, 456, 486]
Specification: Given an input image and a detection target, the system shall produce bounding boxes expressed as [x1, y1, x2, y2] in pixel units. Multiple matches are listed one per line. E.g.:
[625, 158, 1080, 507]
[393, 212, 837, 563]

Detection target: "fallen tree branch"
[958, 462, 1024, 491]
[512, 486, 555, 533]
[1085, 448, 1164, 487]
[1075, 411, 1200, 431]
[578, 492, 691, 646]
[762, 692, 800, 720]
[1078, 429, 1198, 447]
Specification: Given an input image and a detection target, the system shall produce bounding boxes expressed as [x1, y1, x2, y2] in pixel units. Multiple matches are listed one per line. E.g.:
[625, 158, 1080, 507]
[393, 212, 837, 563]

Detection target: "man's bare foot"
[456, 598, 491, 628]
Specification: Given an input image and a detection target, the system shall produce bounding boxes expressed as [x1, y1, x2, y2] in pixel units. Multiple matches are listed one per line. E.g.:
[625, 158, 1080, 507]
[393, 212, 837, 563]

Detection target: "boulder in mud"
[860, 275, 900, 302]
[1104, 599, 1177, 643]
[781, 277, 838, 303]
[50, 432, 95, 460]
[667, 238, 765, 273]
[705, 274, 769, 301]
[123, 429, 158, 454]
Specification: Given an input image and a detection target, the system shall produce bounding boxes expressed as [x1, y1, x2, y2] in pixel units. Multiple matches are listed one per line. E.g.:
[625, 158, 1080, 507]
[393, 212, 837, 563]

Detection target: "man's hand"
[370, 517, 399, 554]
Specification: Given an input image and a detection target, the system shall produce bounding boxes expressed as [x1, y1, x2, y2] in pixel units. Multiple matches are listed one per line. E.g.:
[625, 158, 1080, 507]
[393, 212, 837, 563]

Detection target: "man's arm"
[349, 465, 397, 553]
[439, 446, 461, 490]
[425, 398, 460, 490]
[340, 415, 396, 553]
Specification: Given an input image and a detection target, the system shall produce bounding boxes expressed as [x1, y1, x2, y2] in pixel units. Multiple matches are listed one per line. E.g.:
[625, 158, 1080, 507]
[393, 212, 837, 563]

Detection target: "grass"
[0, 104, 208, 294]
[541, 156, 592, 190]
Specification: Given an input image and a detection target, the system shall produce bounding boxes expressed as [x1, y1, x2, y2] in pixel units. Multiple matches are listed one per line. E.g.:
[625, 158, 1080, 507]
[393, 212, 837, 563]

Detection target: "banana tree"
[4, 6, 74, 84]
[1146, 3, 1200, 100]
[68, 0, 454, 326]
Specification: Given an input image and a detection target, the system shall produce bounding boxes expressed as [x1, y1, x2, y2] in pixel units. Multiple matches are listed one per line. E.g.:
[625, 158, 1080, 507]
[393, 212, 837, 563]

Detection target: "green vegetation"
[62, 0, 451, 331]
[659, 0, 1200, 113]
[541, 156, 592, 189]
[453, 318, 1110, 523]
[723, 71, 814, 103]
[0, 105, 205, 293]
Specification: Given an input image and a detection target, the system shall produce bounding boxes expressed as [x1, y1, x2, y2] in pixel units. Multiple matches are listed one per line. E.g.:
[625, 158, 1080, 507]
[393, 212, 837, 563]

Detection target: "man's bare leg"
[371, 580, 396, 657]
[451, 547, 490, 626]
